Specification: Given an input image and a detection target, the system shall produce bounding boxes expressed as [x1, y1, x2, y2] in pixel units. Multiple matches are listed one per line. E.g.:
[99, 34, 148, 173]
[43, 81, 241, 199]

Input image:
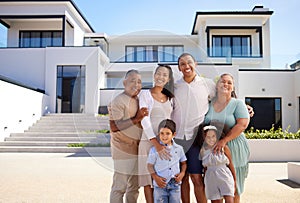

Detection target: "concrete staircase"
[0, 114, 111, 153]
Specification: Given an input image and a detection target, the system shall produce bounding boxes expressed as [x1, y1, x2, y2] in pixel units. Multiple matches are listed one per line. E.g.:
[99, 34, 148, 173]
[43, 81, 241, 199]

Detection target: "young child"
[147, 119, 187, 203]
[200, 123, 236, 203]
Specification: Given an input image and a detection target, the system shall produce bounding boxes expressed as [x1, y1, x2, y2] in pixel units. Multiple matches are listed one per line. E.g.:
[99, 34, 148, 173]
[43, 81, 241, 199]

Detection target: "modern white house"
[0, 0, 299, 140]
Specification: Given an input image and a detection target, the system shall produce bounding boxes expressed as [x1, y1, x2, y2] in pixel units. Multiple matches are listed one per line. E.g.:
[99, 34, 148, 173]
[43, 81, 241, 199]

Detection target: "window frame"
[245, 97, 282, 130]
[211, 35, 252, 57]
[19, 30, 63, 48]
[125, 45, 183, 62]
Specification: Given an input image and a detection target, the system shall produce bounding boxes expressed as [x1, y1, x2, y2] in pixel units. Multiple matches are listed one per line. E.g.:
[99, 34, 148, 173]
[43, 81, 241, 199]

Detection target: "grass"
[85, 129, 110, 133]
[68, 143, 110, 147]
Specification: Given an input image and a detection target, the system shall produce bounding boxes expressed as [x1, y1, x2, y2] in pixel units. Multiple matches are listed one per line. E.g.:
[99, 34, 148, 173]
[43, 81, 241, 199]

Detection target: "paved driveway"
[0, 153, 299, 203]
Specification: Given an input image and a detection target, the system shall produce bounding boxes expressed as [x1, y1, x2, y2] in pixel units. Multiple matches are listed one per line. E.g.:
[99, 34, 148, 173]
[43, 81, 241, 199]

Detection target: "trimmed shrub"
[245, 126, 300, 139]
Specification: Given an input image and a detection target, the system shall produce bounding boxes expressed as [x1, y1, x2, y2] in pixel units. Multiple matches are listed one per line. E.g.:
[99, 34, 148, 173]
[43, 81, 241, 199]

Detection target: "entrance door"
[61, 77, 75, 113]
[56, 66, 85, 113]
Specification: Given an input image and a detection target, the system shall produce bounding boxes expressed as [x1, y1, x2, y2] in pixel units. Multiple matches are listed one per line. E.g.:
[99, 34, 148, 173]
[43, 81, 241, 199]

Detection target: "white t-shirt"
[171, 75, 216, 140]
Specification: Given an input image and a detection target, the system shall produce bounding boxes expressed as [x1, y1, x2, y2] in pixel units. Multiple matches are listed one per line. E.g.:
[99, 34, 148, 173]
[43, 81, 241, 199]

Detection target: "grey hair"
[124, 69, 140, 79]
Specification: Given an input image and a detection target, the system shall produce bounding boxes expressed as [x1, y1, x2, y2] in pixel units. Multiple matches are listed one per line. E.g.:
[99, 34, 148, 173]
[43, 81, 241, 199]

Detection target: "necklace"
[151, 89, 166, 103]
[158, 97, 165, 102]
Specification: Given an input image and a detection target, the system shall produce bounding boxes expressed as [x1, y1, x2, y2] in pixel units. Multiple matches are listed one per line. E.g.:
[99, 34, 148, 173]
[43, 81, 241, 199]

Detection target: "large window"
[212, 35, 251, 57]
[246, 97, 282, 130]
[125, 45, 183, 62]
[56, 66, 85, 113]
[20, 31, 63, 48]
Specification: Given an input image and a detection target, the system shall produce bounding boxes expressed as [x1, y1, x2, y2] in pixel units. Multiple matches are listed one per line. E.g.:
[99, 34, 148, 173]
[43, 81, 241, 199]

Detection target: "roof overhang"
[0, 0, 95, 32]
[192, 10, 273, 35]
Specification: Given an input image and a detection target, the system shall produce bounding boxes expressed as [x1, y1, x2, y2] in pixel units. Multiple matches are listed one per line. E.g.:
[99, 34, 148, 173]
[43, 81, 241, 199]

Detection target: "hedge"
[245, 126, 300, 139]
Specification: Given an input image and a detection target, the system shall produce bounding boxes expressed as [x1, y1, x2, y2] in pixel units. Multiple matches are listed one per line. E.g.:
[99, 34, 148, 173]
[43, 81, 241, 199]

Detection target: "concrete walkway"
[0, 152, 299, 203]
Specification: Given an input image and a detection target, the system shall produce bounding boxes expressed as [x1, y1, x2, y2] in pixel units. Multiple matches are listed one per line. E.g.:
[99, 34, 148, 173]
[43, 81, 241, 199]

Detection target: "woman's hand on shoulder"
[213, 139, 227, 154]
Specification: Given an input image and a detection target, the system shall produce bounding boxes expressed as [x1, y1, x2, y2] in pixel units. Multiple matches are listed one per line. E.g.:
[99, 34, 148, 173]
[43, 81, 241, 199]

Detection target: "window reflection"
[125, 45, 183, 62]
[20, 31, 63, 48]
[212, 35, 252, 57]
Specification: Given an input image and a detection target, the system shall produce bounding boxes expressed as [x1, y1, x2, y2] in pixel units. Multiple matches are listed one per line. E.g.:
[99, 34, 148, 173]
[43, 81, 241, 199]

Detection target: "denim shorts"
[174, 137, 203, 174]
[186, 144, 203, 174]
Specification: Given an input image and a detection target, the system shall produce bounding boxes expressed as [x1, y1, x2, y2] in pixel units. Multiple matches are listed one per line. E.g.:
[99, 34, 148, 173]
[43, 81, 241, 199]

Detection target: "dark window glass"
[246, 97, 282, 130]
[212, 35, 251, 57]
[222, 37, 231, 57]
[20, 32, 30, 48]
[30, 32, 41, 47]
[242, 37, 250, 56]
[56, 66, 85, 113]
[125, 47, 135, 62]
[20, 31, 63, 48]
[125, 45, 183, 62]
[52, 32, 63, 47]
[232, 37, 241, 56]
[136, 47, 145, 62]
[41, 32, 52, 47]
[212, 37, 221, 56]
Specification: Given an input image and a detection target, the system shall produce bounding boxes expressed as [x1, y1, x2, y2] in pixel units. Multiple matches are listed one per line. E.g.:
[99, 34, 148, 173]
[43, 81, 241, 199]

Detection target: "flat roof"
[191, 6, 273, 35]
[0, 0, 95, 32]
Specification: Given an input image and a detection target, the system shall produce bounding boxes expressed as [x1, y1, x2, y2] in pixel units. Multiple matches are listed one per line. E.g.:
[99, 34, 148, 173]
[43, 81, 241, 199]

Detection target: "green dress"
[204, 98, 250, 195]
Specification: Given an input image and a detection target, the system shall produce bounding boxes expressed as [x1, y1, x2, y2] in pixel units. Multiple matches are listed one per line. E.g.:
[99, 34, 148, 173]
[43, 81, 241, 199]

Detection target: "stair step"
[10, 132, 109, 137]
[0, 114, 111, 153]
[0, 141, 98, 146]
[5, 137, 110, 142]
[0, 146, 111, 153]
[27, 128, 109, 131]
[37, 120, 108, 124]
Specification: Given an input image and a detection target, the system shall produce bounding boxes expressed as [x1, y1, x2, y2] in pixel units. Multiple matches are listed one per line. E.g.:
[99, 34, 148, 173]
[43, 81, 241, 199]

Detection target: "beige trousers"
[110, 158, 139, 203]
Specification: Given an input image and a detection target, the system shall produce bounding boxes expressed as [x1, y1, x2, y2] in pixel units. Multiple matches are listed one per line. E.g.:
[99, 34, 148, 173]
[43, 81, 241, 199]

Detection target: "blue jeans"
[153, 178, 181, 203]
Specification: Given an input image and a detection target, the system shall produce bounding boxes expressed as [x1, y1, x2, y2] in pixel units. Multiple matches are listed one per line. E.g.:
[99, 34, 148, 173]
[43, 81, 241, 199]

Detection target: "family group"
[108, 53, 253, 203]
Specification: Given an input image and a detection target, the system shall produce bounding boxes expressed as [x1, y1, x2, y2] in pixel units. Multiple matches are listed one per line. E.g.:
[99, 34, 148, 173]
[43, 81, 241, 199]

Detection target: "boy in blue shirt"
[147, 119, 187, 203]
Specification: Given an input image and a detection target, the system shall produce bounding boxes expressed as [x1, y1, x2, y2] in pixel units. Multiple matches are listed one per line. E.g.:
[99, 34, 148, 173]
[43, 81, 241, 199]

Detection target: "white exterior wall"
[64, 10, 86, 46]
[0, 48, 45, 89]
[0, 3, 69, 15]
[262, 20, 271, 68]
[294, 70, 300, 96]
[239, 71, 297, 131]
[294, 70, 300, 129]
[44, 47, 108, 114]
[0, 47, 108, 114]
[65, 20, 75, 46]
[0, 80, 50, 141]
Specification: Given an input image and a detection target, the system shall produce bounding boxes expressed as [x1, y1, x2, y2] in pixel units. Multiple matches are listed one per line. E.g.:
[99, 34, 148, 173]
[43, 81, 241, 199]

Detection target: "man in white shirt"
[172, 53, 215, 203]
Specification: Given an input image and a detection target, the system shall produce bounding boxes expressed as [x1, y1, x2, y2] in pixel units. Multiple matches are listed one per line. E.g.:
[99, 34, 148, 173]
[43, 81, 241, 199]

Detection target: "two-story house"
[0, 0, 299, 139]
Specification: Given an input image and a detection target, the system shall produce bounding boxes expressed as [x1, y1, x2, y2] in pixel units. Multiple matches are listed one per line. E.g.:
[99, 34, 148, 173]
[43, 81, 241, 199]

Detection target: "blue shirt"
[147, 140, 187, 187]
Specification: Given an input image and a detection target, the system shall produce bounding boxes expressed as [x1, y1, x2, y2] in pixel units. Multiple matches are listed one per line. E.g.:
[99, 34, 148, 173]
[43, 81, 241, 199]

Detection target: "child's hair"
[158, 119, 176, 134]
[194, 120, 230, 147]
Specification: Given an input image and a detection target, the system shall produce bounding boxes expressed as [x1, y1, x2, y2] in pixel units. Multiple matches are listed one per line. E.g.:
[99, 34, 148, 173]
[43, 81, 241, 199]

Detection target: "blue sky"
[1, 0, 299, 68]
[72, 0, 300, 68]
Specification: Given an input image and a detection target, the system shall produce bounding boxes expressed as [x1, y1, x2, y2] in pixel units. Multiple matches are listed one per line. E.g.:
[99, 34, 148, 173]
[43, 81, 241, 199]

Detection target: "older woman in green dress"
[204, 73, 250, 203]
